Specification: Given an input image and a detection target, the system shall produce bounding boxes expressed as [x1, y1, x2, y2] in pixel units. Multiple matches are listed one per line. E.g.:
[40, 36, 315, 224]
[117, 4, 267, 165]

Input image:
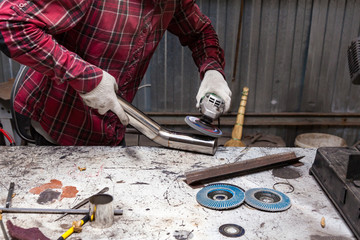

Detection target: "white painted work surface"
[0, 146, 355, 240]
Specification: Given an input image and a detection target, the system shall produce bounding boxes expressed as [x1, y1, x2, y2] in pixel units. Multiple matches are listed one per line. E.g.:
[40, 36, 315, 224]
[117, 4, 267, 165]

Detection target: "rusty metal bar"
[185, 152, 303, 187]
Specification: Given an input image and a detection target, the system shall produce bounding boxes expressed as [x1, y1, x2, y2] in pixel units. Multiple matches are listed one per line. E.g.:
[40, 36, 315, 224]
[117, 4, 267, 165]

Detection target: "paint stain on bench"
[29, 179, 62, 194]
[60, 186, 79, 200]
[37, 189, 61, 204]
[29, 179, 78, 204]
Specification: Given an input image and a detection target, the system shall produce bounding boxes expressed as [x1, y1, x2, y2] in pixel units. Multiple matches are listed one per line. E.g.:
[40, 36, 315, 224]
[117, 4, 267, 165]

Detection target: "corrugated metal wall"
[134, 0, 360, 112]
[133, 0, 360, 145]
[1, 0, 360, 145]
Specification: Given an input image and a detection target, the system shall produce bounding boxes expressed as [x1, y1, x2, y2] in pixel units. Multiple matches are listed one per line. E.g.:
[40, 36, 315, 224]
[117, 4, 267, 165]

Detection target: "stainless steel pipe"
[117, 96, 218, 155]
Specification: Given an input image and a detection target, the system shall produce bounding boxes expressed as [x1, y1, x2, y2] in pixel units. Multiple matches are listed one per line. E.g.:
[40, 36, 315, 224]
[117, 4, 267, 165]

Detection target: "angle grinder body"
[185, 93, 225, 138]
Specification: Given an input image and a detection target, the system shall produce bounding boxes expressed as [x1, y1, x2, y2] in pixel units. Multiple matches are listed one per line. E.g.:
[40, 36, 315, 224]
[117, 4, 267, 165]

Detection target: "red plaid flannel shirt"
[0, 0, 225, 145]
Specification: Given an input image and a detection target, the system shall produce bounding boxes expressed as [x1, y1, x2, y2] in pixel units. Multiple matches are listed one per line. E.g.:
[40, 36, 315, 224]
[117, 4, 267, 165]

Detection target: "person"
[0, 0, 232, 146]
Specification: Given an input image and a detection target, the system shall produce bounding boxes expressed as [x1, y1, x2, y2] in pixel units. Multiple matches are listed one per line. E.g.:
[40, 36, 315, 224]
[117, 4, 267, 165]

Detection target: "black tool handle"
[5, 182, 15, 208]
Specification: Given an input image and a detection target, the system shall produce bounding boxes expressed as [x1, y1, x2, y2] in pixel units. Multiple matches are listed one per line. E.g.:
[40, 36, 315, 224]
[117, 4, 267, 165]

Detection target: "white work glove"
[196, 70, 232, 112]
[80, 70, 129, 125]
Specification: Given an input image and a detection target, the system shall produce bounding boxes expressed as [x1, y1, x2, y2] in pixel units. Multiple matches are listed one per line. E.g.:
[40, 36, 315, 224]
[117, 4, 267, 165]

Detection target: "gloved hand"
[80, 70, 129, 125]
[196, 70, 232, 112]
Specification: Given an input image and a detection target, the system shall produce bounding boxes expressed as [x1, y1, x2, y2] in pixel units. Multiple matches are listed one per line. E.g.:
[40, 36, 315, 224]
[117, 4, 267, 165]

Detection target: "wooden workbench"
[0, 146, 355, 239]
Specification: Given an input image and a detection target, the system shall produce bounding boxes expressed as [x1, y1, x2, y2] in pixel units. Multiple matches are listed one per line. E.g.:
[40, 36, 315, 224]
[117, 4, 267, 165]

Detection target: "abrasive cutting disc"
[196, 183, 245, 210]
[244, 188, 291, 212]
[185, 116, 222, 138]
[219, 224, 245, 238]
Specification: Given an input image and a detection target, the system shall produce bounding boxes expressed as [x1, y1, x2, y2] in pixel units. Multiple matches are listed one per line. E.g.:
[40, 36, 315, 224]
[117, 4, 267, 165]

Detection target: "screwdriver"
[57, 214, 93, 240]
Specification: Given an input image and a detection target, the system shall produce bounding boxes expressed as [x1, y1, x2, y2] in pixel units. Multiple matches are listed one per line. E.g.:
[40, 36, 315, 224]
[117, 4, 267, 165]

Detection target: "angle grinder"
[185, 93, 225, 138]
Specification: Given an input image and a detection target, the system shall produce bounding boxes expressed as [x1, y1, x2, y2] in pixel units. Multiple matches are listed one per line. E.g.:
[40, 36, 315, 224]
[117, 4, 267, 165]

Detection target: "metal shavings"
[131, 182, 150, 185]
[232, 147, 251, 162]
[173, 230, 194, 240]
[273, 182, 295, 193]
[78, 167, 86, 171]
[321, 217, 325, 228]
[0, 182, 8, 190]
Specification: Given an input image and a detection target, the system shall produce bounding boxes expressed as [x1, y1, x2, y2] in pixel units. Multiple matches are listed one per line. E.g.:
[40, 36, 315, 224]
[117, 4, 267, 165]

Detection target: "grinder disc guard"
[185, 116, 222, 138]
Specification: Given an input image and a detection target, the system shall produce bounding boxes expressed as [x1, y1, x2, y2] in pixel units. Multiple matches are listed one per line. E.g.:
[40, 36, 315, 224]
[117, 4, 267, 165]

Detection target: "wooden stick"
[234, 86, 249, 140]
[185, 152, 303, 186]
[224, 87, 249, 147]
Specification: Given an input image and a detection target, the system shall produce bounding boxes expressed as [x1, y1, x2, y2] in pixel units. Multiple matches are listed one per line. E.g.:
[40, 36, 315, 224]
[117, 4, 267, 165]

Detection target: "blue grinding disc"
[196, 183, 245, 210]
[245, 188, 291, 212]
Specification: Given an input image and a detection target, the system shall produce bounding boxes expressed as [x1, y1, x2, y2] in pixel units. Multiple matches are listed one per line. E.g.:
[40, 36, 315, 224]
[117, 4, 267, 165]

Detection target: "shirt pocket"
[10, 1, 37, 17]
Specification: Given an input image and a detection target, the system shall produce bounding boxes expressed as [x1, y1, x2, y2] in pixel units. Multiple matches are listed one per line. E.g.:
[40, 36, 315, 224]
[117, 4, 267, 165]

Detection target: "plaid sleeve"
[167, 0, 225, 79]
[0, 0, 102, 93]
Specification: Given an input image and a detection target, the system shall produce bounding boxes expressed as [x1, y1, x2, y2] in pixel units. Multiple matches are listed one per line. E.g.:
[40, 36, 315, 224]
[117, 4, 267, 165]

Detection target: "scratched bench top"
[0, 146, 355, 240]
